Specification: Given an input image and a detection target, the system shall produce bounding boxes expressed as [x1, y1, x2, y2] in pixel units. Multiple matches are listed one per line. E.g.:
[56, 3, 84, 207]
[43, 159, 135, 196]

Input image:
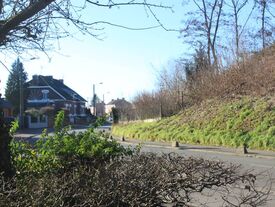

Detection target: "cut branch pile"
[0, 153, 271, 206]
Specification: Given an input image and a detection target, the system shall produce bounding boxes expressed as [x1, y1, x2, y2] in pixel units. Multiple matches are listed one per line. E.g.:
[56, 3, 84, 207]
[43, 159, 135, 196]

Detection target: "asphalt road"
[136, 142, 275, 172]
[119, 140, 275, 206]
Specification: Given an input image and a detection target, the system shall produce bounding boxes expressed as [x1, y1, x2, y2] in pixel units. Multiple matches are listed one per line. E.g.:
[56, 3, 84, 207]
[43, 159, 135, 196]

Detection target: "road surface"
[118, 139, 275, 206]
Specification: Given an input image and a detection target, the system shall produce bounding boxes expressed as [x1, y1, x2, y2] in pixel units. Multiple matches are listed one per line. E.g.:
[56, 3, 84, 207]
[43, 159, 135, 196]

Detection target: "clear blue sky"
[0, 1, 188, 104]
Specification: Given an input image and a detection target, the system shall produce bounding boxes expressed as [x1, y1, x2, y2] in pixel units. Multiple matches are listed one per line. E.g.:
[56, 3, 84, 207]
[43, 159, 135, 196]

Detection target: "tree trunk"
[233, 2, 239, 60]
[261, 0, 266, 49]
[0, 111, 14, 178]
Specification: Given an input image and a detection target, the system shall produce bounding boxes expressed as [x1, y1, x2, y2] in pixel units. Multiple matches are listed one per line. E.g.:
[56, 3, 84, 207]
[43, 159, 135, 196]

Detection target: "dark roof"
[107, 98, 132, 107]
[27, 75, 86, 102]
[0, 98, 12, 108]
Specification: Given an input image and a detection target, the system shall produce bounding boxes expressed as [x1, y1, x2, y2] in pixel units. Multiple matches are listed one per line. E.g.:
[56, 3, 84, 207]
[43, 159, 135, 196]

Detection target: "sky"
[0, 1, 188, 104]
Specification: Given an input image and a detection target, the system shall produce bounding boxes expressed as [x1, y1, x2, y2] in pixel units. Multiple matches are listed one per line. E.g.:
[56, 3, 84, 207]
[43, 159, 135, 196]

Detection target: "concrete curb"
[115, 138, 275, 160]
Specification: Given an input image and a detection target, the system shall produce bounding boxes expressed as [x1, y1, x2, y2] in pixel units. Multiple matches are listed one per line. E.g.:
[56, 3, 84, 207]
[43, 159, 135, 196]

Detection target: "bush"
[10, 110, 134, 174]
[0, 153, 270, 206]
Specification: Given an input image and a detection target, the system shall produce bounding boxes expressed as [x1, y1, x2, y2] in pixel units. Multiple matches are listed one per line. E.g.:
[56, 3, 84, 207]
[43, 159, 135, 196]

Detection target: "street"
[119, 139, 275, 206]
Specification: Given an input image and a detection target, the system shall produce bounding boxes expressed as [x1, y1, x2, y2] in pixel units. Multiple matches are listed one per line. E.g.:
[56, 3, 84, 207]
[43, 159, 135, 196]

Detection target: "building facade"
[26, 75, 87, 128]
[105, 98, 134, 121]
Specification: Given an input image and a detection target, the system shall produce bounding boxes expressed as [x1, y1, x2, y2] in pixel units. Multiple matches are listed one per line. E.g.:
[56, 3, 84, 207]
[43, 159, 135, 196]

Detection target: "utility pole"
[18, 59, 24, 129]
[93, 84, 96, 116]
[92, 82, 103, 117]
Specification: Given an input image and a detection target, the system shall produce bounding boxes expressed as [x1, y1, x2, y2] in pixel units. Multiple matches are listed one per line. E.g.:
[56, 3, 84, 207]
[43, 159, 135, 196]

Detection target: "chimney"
[59, 79, 64, 84]
[32, 75, 38, 80]
[32, 75, 39, 85]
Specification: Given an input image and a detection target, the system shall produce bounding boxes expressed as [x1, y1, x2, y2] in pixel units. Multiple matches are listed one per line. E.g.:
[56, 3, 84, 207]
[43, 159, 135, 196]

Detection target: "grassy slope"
[112, 96, 275, 150]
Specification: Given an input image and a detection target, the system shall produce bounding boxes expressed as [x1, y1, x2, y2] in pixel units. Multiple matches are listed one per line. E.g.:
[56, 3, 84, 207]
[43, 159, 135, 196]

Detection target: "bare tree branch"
[0, 0, 173, 53]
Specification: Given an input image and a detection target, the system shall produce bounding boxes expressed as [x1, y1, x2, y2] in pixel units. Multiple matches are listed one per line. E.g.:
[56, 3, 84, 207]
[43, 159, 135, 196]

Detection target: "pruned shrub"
[0, 153, 270, 206]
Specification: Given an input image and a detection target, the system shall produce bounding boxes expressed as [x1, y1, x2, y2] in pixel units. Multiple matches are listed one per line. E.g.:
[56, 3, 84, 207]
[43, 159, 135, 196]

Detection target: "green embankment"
[112, 97, 275, 150]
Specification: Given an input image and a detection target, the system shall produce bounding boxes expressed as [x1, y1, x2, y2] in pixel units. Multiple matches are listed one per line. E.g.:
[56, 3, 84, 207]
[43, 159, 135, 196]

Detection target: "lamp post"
[92, 82, 103, 116]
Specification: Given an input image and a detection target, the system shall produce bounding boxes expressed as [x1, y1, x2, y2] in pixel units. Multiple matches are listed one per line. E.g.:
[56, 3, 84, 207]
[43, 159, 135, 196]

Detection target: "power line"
[0, 60, 11, 74]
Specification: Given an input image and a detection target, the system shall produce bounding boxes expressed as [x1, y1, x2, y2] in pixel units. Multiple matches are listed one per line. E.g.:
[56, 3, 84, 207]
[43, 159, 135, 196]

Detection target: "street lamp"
[92, 82, 103, 116]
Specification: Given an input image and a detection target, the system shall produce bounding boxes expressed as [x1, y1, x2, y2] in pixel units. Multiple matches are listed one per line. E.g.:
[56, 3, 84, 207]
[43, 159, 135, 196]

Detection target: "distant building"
[105, 98, 134, 121]
[90, 101, 105, 117]
[0, 93, 13, 122]
[105, 98, 132, 112]
[26, 75, 87, 128]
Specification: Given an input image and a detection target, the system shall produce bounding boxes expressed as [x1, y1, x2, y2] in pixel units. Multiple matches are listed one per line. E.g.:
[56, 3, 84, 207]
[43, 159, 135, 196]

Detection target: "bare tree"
[226, 0, 254, 61]
[255, 0, 275, 49]
[132, 91, 160, 120]
[156, 61, 187, 116]
[181, 0, 224, 68]
[0, 0, 172, 53]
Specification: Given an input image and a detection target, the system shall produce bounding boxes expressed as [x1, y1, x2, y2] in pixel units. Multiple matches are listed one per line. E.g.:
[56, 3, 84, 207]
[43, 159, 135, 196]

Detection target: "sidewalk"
[14, 125, 90, 138]
[15, 128, 54, 138]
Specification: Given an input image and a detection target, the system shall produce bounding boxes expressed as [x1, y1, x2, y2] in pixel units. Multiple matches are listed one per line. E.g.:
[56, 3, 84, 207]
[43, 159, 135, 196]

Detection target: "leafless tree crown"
[0, 0, 172, 53]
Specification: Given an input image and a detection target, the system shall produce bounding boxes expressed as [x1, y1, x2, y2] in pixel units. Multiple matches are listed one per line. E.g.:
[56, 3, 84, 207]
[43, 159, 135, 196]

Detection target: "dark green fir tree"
[5, 58, 28, 116]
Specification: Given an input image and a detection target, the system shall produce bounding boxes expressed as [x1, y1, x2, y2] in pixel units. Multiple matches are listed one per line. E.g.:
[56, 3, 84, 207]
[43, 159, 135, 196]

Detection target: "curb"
[115, 138, 275, 160]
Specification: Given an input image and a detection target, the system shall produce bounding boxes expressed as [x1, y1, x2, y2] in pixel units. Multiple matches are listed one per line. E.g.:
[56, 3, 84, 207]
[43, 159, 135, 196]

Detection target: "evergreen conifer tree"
[5, 58, 28, 116]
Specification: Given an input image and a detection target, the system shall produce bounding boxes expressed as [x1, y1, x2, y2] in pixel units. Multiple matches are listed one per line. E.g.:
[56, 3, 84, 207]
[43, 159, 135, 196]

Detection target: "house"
[90, 101, 105, 117]
[105, 98, 132, 113]
[105, 98, 134, 121]
[0, 93, 13, 123]
[26, 75, 87, 128]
